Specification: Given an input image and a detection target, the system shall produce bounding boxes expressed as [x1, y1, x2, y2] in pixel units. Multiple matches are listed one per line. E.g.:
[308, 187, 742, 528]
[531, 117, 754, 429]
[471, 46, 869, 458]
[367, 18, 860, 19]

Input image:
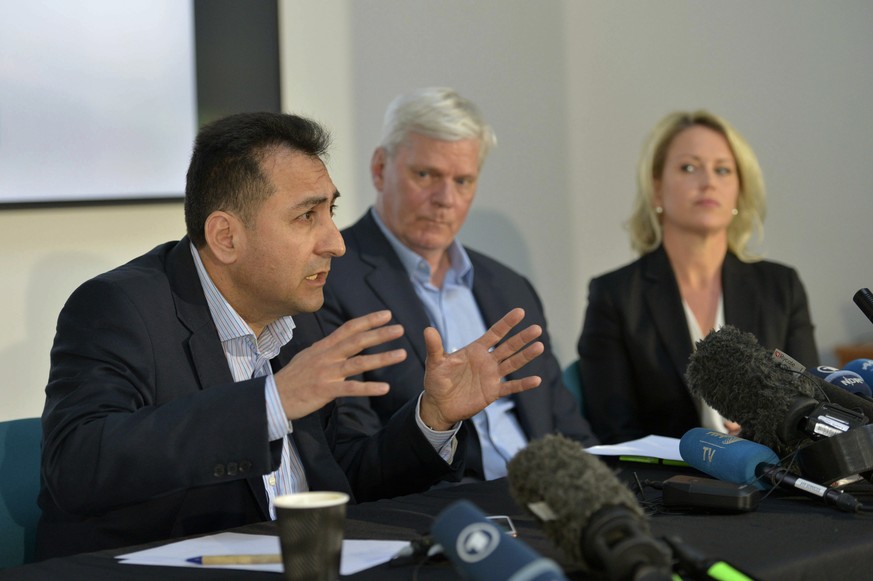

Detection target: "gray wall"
[282, 0, 873, 369]
[3, 0, 872, 421]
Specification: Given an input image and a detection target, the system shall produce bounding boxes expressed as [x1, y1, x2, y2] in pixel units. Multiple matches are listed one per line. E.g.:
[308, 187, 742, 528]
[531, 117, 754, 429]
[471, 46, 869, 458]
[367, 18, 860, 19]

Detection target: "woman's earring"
[655, 206, 664, 214]
[731, 208, 739, 216]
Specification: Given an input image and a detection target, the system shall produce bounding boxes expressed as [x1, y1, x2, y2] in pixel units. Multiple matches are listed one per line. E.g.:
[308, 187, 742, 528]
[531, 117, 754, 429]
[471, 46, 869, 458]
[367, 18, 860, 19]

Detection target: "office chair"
[0, 417, 42, 569]
[561, 360, 585, 417]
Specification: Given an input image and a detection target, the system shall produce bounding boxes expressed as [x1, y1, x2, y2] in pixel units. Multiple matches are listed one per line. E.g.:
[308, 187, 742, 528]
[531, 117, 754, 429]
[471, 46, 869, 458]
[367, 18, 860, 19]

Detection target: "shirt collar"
[370, 207, 474, 289]
[189, 241, 296, 350]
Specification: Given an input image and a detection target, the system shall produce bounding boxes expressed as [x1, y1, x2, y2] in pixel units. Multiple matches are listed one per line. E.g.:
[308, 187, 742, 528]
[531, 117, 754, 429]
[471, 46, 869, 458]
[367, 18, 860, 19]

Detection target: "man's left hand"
[418, 307, 544, 431]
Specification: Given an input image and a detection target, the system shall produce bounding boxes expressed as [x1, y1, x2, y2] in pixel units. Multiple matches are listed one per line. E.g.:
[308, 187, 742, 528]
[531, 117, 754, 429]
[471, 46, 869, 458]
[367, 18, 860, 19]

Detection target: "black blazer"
[577, 246, 819, 444]
[37, 238, 461, 559]
[293, 210, 598, 480]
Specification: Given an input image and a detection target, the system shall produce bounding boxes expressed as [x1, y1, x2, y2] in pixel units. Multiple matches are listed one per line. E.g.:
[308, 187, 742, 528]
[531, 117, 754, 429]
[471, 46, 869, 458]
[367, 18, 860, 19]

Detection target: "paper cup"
[274, 491, 349, 581]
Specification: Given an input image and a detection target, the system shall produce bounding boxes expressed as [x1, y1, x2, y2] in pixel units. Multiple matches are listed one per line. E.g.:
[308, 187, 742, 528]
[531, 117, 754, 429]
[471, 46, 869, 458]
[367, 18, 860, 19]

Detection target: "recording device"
[659, 474, 760, 513]
[686, 325, 872, 456]
[774, 348, 873, 432]
[774, 347, 873, 481]
[679, 428, 864, 513]
[507, 434, 674, 581]
[430, 499, 568, 581]
[794, 423, 873, 485]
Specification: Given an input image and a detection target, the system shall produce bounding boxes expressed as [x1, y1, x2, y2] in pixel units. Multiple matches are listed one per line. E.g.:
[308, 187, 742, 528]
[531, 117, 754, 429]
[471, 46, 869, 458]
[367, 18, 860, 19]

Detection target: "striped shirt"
[190, 243, 308, 519]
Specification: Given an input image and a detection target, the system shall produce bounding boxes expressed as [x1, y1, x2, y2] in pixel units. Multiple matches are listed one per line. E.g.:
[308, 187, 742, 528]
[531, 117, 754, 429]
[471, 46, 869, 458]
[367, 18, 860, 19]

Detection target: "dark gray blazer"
[577, 246, 819, 444]
[292, 210, 598, 480]
[37, 237, 461, 559]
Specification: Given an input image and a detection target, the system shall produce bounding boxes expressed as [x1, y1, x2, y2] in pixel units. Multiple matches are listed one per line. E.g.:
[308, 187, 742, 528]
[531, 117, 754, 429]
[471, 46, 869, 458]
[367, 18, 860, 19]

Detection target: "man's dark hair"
[184, 112, 331, 247]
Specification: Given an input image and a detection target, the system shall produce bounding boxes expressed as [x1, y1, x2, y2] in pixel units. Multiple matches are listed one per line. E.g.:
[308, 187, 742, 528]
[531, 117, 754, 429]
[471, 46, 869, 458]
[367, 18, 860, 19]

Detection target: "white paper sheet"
[585, 435, 684, 462]
[116, 532, 410, 575]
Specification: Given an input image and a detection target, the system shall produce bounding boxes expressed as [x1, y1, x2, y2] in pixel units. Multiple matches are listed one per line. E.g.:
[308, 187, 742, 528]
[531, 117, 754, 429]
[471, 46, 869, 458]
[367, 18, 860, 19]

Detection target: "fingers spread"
[477, 308, 526, 349]
[276, 310, 409, 419]
[423, 327, 445, 362]
[336, 309, 393, 336]
[491, 324, 542, 363]
[498, 341, 544, 378]
[336, 348, 407, 379]
[316, 311, 404, 359]
[498, 375, 542, 397]
[339, 380, 391, 398]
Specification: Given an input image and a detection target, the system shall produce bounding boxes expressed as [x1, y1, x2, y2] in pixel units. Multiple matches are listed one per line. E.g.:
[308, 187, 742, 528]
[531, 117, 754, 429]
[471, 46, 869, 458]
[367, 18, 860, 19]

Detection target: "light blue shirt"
[190, 243, 307, 519]
[372, 209, 528, 479]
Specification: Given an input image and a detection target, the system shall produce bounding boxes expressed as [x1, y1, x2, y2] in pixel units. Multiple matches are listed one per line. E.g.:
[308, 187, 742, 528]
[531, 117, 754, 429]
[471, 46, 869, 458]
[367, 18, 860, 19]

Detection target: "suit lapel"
[166, 238, 269, 516]
[270, 329, 353, 499]
[289, 410, 353, 497]
[351, 214, 433, 365]
[722, 252, 760, 332]
[644, 247, 695, 378]
[166, 238, 236, 389]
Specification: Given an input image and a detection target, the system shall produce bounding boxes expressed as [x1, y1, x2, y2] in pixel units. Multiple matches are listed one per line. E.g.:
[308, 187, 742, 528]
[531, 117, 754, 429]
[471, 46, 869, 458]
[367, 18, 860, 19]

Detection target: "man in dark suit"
[37, 112, 545, 558]
[294, 88, 597, 482]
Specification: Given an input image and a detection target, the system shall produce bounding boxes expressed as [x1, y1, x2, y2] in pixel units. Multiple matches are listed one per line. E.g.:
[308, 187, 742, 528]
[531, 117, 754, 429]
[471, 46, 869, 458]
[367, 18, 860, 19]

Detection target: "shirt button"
[268, 475, 277, 486]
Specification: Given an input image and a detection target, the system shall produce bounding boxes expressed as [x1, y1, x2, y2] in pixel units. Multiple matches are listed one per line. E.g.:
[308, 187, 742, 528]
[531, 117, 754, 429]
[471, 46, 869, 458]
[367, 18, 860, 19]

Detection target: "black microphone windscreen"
[506, 434, 646, 566]
[686, 325, 816, 453]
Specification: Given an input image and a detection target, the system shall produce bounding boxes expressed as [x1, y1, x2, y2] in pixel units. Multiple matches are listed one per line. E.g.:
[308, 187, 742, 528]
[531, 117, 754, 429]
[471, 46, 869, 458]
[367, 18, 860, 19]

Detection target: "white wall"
[0, 205, 185, 421]
[278, 0, 873, 367]
[564, 1, 873, 365]
[3, 0, 872, 421]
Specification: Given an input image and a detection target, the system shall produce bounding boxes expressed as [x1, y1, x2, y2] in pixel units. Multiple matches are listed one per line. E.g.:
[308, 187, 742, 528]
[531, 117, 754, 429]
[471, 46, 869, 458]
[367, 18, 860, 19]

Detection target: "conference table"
[4, 460, 873, 580]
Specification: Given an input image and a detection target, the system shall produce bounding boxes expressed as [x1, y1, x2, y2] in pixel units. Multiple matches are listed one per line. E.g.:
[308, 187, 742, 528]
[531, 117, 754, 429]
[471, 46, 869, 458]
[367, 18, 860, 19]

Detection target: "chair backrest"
[0, 417, 42, 569]
[561, 360, 585, 417]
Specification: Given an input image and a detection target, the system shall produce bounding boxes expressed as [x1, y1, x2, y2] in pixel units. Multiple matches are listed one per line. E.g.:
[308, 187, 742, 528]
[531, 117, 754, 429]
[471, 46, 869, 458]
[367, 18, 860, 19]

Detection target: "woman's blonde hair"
[627, 110, 766, 261]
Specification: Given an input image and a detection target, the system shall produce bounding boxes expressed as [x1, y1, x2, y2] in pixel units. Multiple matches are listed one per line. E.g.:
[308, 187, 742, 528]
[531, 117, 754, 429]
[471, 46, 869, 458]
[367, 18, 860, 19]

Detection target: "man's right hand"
[274, 310, 407, 420]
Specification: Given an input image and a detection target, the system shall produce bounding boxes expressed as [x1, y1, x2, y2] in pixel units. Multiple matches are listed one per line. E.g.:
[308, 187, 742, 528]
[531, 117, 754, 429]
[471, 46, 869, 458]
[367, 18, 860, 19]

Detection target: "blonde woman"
[577, 110, 818, 444]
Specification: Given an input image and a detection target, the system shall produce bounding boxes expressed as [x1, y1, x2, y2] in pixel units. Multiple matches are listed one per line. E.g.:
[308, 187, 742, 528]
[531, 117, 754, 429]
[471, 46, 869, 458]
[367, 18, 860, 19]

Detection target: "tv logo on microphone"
[456, 522, 502, 563]
[702, 446, 716, 463]
[698, 431, 745, 464]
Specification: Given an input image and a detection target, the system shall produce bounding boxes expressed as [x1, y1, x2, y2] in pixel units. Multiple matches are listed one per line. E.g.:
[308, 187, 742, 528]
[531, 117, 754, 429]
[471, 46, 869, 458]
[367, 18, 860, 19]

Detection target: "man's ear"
[370, 147, 387, 191]
[204, 211, 242, 264]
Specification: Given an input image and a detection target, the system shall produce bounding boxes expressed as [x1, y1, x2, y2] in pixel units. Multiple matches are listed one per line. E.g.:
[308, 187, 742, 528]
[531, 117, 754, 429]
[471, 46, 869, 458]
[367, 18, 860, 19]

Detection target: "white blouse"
[683, 296, 731, 433]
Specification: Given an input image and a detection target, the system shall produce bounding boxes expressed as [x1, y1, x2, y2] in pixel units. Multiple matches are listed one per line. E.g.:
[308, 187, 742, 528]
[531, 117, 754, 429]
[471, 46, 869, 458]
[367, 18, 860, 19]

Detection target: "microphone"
[824, 370, 873, 399]
[805, 365, 840, 379]
[844, 358, 873, 387]
[507, 434, 673, 581]
[686, 325, 872, 456]
[430, 499, 568, 581]
[853, 288, 873, 326]
[679, 428, 864, 513]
